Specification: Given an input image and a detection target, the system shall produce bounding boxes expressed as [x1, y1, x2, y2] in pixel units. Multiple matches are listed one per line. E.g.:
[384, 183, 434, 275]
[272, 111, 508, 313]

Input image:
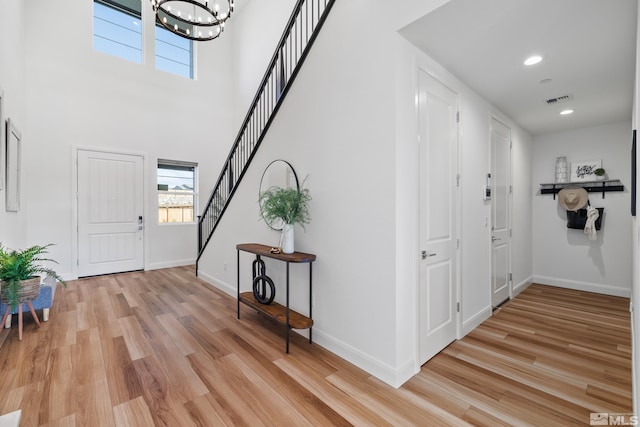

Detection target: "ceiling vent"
[545, 94, 574, 105]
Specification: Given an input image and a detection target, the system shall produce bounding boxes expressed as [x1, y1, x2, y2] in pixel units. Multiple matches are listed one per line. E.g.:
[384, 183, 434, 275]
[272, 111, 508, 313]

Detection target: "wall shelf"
[539, 179, 624, 199]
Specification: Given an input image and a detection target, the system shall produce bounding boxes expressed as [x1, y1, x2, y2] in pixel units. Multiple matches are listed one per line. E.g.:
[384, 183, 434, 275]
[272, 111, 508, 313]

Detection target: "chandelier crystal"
[150, 0, 234, 41]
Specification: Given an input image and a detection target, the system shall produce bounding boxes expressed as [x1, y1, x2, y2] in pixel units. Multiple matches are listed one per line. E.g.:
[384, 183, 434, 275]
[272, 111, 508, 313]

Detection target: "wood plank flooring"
[0, 267, 631, 426]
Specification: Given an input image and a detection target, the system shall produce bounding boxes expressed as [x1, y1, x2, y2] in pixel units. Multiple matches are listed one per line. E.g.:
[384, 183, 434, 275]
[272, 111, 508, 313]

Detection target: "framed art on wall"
[633, 130, 637, 216]
[570, 160, 601, 182]
[0, 89, 4, 191]
[6, 118, 21, 212]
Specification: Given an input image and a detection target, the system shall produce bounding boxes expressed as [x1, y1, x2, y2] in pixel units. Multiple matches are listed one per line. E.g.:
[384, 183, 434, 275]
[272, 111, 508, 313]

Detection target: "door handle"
[491, 236, 500, 242]
[421, 250, 437, 259]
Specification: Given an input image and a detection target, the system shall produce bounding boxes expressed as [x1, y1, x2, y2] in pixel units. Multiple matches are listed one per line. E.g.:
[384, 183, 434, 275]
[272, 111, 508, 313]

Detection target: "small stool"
[0, 277, 42, 341]
[1, 302, 40, 341]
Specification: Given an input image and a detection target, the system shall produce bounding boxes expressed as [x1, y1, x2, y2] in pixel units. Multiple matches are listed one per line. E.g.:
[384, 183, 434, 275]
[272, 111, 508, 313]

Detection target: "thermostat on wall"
[483, 173, 491, 200]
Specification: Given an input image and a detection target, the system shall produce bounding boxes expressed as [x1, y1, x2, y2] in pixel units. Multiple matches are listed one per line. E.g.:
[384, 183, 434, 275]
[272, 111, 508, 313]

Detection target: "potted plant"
[259, 186, 311, 254]
[594, 167, 607, 181]
[0, 243, 65, 312]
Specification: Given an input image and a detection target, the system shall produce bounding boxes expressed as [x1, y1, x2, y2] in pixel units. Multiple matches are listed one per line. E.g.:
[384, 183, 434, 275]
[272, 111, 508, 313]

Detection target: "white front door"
[490, 118, 511, 308]
[77, 149, 144, 277]
[418, 70, 459, 365]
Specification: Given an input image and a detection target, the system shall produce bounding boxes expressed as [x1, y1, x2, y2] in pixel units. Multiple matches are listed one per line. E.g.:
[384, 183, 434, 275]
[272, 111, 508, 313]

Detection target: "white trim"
[199, 271, 416, 388]
[461, 306, 492, 336]
[72, 145, 148, 278]
[197, 271, 235, 297]
[146, 259, 196, 271]
[410, 55, 421, 376]
[312, 328, 412, 389]
[513, 275, 533, 297]
[632, 296, 638, 416]
[533, 275, 631, 297]
[413, 62, 463, 369]
[489, 115, 513, 305]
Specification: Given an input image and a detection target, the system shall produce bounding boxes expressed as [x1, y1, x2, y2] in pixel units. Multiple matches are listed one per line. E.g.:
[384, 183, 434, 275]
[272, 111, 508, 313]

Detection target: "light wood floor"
[0, 267, 631, 426]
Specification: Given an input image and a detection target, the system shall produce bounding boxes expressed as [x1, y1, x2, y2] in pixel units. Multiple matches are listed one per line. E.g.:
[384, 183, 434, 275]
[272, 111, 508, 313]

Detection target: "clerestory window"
[93, 0, 194, 79]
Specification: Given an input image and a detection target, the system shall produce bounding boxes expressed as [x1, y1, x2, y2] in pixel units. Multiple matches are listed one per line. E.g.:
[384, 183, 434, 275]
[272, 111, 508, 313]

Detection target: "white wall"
[400, 50, 534, 337]
[532, 121, 633, 296]
[20, 0, 235, 277]
[230, 0, 297, 130]
[631, 0, 639, 414]
[0, 0, 28, 250]
[511, 124, 534, 295]
[198, 0, 534, 387]
[200, 0, 401, 383]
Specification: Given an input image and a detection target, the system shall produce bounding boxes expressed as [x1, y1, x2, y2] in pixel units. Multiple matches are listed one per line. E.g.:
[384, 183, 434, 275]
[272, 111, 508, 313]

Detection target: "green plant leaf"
[0, 243, 66, 310]
[259, 186, 311, 229]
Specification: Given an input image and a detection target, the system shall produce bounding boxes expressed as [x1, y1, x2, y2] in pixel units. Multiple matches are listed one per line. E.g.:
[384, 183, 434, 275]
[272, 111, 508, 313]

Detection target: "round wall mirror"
[259, 160, 300, 230]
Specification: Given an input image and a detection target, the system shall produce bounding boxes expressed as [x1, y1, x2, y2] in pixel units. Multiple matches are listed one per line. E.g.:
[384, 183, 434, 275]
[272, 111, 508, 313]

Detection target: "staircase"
[196, 0, 336, 273]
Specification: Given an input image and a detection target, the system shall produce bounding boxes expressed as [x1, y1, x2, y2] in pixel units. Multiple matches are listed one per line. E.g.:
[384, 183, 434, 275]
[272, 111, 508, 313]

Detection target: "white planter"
[282, 223, 295, 254]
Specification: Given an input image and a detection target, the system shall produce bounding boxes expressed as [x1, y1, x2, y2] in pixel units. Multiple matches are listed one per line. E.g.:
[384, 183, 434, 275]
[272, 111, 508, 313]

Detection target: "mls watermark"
[591, 413, 639, 425]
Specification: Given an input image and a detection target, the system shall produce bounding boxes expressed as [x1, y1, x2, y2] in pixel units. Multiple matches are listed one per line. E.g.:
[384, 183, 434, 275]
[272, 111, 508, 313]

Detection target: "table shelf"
[239, 292, 313, 329]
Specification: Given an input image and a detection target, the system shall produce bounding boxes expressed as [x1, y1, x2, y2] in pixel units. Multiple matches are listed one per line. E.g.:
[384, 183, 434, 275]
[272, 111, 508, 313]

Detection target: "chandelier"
[150, 0, 234, 41]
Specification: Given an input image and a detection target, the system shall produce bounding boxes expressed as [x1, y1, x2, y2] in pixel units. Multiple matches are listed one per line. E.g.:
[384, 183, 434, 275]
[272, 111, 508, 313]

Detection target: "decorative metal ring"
[252, 274, 275, 305]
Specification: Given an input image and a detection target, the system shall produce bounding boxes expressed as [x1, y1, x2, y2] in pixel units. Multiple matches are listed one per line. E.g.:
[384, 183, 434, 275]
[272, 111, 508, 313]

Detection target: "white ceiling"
[399, 0, 637, 136]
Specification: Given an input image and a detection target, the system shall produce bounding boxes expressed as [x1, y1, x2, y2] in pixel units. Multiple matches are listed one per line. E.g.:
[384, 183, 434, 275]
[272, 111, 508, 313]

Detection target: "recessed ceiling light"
[560, 109, 574, 115]
[524, 55, 543, 66]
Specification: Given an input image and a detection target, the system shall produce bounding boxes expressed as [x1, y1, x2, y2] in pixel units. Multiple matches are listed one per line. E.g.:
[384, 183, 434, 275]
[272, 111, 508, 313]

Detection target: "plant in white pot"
[259, 185, 311, 254]
[594, 167, 607, 181]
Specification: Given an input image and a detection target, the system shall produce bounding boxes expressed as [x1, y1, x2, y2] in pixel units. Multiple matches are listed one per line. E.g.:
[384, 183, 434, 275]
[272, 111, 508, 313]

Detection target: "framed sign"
[0, 89, 4, 191]
[570, 160, 601, 182]
[6, 118, 21, 212]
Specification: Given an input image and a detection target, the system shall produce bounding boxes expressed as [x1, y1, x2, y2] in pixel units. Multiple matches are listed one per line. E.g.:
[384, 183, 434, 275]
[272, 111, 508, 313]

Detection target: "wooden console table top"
[236, 243, 316, 263]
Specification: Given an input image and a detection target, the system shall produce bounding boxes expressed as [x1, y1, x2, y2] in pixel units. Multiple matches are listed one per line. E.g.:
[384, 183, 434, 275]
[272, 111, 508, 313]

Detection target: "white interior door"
[490, 118, 511, 308]
[418, 70, 459, 365]
[78, 149, 144, 277]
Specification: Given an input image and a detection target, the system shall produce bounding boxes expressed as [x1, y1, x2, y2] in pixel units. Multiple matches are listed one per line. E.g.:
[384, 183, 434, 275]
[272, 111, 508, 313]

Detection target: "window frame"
[155, 24, 195, 79]
[93, 0, 143, 64]
[157, 160, 198, 225]
[93, 0, 195, 79]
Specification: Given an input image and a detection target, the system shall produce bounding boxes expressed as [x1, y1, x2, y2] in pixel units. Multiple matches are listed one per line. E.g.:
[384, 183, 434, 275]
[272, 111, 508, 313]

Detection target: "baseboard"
[533, 275, 631, 297]
[513, 276, 533, 297]
[196, 271, 236, 297]
[146, 259, 196, 271]
[461, 306, 491, 336]
[198, 270, 416, 388]
[632, 301, 638, 415]
[312, 328, 417, 388]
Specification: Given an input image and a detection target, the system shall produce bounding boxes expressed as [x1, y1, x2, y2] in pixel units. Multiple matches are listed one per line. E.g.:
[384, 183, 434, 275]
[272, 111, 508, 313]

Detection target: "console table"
[236, 243, 316, 353]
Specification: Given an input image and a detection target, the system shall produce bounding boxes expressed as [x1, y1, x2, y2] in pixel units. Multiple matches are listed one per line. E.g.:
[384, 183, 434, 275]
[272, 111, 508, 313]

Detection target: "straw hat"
[557, 187, 588, 211]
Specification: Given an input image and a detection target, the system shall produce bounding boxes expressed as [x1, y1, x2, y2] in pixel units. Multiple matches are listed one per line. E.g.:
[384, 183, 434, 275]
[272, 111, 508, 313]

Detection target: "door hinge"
[510, 140, 513, 149]
[456, 302, 460, 312]
[509, 272, 513, 282]
[509, 229, 512, 237]
[456, 174, 460, 187]
[456, 111, 460, 123]
[456, 238, 460, 249]
[77, 259, 79, 266]
[509, 185, 513, 194]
